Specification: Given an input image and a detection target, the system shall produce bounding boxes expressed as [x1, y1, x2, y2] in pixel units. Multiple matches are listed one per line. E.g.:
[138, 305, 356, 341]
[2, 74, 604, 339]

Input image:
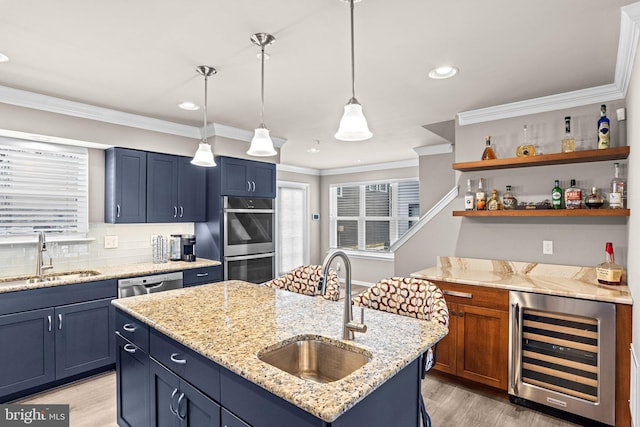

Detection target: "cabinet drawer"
[116, 310, 149, 353]
[432, 281, 508, 311]
[222, 408, 250, 427]
[183, 265, 222, 287]
[150, 329, 220, 401]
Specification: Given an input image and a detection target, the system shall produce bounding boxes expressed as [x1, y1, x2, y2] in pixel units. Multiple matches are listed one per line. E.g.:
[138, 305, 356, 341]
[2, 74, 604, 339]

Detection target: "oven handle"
[225, 208, 274, 214]
[225, 252, 275, 261]
[510, 301, 520, 394]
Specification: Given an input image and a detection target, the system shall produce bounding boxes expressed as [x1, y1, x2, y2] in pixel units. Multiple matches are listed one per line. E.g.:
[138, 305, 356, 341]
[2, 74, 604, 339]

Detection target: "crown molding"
[457, 3, 640, 126]
[413, 143, 453, 157]
[320, 158, 418, 176]
[276, 163, 321, 176]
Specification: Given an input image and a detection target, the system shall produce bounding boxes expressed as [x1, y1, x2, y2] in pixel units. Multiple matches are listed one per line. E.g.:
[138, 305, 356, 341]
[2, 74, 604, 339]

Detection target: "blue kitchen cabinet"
[219, 156, 276, 198]
[183, 265, 222, 287]
[147, 153, 206, 223]
[116, 332, 149, 427]
[105, 148, 147, 224]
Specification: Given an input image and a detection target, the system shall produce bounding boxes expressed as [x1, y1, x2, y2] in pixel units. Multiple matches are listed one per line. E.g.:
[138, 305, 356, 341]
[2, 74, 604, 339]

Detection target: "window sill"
[328, 249, 395, 261]
[0, 236, 95, 246]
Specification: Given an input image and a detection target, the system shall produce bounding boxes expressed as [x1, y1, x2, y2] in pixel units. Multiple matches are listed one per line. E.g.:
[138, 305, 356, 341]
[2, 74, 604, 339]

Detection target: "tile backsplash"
[0, 223, 194, 277]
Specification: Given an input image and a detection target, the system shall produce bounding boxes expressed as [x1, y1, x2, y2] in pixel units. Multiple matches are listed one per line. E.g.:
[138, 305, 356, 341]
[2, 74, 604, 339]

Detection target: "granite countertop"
[411, 256, 632, 305]
[112, 281, 448, 422]
[0, 258, 221, 294]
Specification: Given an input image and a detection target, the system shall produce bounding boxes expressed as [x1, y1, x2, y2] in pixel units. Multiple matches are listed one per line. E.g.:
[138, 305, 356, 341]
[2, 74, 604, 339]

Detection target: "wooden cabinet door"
[177, 157, 206, 222]
[116, 333, 149, 427]
[106, 148, 147, 223]
[0, 308, 55, 398]
[433, 303, 457, 375]
[147, 152, 179, 223]
[220, 157, 251, 197]
[54, 298, 115, 379]
[251, 162, 276, 198]
[456, 304, 509, 390]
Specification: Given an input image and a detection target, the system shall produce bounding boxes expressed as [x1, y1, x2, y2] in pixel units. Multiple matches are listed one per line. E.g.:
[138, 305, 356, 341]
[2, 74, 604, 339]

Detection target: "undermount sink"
[258, 336, 371, 383]
[0, 270, 101, 287]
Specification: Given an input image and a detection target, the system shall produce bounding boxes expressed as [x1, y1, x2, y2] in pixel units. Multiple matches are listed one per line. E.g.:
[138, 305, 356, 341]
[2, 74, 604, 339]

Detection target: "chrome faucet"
[36, 232, 53, 277]
[320, 250, 367, 340]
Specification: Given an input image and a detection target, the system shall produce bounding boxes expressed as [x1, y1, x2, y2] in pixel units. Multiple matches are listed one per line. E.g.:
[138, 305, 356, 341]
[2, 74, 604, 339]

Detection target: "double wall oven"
[223, 196, 275, 283]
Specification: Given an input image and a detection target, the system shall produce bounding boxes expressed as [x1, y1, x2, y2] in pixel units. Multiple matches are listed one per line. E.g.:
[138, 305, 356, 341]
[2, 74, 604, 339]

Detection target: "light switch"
[542, 240, 553, 255]
[105, 235, 119, 249]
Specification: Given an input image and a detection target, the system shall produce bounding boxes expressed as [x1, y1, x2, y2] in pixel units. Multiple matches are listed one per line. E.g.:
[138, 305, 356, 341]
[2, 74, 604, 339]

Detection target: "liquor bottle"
[464, 179, 475, 211]
[487, 189, 501, 210]
[551, 179, 563, 209]
[475, 178, 486, 210]
[502, 185, 517, 210]
[609, 162, 626, 208]
[564, 179, 582, 209]
[561, 116, 575, 153]
[597, 105, 610, 149]
[585, 187, 605, 209]
[596, 242, 623, 285]
[481, 136, 497, 160]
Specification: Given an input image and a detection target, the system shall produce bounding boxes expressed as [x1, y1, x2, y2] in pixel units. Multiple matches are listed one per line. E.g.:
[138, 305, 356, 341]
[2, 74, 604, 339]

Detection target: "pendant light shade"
[335, 0, 372, 142]
[191, 65, 217, 167]
[247, 33, 277, 157]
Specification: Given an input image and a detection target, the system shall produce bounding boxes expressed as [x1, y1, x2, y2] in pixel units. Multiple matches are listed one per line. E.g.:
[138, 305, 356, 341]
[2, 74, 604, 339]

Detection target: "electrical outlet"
[543, 240, 553, 255]
[105, 235, 119, 249]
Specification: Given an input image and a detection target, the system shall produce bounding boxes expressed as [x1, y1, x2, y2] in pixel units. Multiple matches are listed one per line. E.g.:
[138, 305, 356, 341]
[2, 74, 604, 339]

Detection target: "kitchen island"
[112, 280, 448, 426]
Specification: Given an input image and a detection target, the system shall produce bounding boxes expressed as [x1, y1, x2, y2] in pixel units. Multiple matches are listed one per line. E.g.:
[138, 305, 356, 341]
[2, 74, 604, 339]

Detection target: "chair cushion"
[263, 265, 340, 301]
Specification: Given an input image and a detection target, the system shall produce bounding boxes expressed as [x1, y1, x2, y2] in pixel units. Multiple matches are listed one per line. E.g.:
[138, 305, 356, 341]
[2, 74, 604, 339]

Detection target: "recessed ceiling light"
[428, 65, 459, 79]
[178, 101, 199, 111]
[0, 53, 9, 63]
[307, 140, 321, 154]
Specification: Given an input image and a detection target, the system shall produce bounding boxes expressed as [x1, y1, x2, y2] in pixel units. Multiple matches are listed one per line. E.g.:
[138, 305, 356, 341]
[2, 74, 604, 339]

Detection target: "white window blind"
[0, 138, 89, 237]
[276, 182, 309, 275]
[330, 180, 419, 252]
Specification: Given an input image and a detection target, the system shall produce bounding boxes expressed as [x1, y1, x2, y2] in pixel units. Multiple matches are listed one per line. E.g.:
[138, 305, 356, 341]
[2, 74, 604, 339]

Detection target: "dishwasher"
[117, 271, 183, 298]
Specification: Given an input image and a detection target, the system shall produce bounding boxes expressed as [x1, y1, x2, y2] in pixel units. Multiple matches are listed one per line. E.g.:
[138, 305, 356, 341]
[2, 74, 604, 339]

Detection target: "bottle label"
[503, 196, 515, 209]
[609, 192, 622, 208]
[464, 195, 474, 210]
[565, 189, 582, 209]
[598, 122, 610, 149]
[476, 193, 486, 210]
[552, 190, 562, 207]
[596, 267, 622, 283]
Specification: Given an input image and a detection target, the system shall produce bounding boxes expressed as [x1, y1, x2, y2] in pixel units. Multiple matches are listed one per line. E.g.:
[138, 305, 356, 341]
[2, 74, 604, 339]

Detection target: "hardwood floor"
[15, 370, 581, 427]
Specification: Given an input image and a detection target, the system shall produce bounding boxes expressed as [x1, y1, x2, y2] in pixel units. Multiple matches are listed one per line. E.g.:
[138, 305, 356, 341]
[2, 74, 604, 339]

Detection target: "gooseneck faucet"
[320, 250, 367, 340]
[36, 232, 53, 277]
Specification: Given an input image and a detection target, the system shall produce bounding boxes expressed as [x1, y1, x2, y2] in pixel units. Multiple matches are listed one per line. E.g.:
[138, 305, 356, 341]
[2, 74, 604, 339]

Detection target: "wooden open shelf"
[452, 209, 630, 217]
[452, 146, 630, 172]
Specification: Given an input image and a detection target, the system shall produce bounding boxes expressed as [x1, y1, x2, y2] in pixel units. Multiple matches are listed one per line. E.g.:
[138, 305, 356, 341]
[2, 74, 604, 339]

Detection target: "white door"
[276, 182, 309, 276]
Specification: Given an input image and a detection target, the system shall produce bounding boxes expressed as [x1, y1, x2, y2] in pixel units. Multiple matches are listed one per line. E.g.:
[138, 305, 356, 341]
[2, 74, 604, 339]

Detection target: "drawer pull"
[58, 313, 63, 330]
[170, 353, 187, 365]
[196, 272, 209, 277]
[122, 323, 136, 333]
[47, 315, 52, 332]
[443, 290, 473, 299]
[123, 343, 137, 354]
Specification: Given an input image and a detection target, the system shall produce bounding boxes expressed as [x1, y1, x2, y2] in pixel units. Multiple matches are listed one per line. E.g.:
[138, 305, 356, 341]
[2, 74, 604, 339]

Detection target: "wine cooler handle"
[510, 302, 520, 393]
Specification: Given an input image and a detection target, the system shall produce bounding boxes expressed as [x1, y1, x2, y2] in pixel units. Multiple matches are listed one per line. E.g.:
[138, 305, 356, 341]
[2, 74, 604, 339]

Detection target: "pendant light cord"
[260, 45, 266, 126]
[350, 0, 356, 100]
[203, 73, 209, 143]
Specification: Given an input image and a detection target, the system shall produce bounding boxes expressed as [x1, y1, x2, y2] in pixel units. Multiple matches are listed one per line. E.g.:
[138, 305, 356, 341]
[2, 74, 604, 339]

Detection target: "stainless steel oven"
[509, 291, 616, 426]
[223, 196, 275, 257]
[224, 252, 275, 283]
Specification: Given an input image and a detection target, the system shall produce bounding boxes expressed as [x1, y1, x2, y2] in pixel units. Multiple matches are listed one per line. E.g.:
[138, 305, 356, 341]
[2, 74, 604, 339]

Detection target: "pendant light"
[335, 0, 372, 141]
[191, 65, 217, 167]
[247, 33, 277, 157]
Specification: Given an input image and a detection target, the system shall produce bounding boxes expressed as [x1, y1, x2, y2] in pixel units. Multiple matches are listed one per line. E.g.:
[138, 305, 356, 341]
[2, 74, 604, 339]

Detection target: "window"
[0, 138, 89, 238]
[330, 180, 419, 252]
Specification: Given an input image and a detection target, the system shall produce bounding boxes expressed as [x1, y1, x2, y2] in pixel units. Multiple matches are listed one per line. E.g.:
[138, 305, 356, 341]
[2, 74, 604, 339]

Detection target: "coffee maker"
[181, 234, 196, 262]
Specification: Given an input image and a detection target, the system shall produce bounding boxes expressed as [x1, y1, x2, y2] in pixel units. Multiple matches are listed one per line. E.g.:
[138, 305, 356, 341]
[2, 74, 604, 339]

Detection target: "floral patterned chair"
[352, 277, 449, 427]
[262, 265, 340, 301]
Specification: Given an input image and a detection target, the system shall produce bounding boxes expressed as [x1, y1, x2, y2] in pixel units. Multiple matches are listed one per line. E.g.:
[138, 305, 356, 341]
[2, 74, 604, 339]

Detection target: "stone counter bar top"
[0, 258, 221, 294]
[412, 256, 632, 305]
[112, 280, 448, 422]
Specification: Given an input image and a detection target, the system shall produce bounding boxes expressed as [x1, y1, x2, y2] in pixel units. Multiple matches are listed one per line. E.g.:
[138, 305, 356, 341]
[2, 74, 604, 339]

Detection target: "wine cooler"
[508, 291, 616, 426]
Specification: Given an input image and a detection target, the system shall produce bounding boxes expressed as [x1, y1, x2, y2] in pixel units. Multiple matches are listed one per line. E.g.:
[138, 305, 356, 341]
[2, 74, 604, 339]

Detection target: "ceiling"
[0, 0, 635, 169]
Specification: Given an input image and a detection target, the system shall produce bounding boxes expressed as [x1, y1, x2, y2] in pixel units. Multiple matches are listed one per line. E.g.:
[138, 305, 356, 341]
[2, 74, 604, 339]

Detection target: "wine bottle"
[598, 105, 610, 149]
[552, 180, 562, 209]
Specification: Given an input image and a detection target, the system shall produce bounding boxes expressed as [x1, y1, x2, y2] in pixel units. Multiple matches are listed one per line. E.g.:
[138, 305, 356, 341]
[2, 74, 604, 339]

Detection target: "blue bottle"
[597, 104, 610, 149]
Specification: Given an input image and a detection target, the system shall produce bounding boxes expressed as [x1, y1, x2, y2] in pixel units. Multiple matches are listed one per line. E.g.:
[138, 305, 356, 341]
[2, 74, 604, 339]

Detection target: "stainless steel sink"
[0, 270, 102, 287]
[258, 336, 371, 383]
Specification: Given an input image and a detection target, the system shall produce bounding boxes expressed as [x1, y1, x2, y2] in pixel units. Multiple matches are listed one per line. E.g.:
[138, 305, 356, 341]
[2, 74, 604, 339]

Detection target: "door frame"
[275, 180, 310, 277]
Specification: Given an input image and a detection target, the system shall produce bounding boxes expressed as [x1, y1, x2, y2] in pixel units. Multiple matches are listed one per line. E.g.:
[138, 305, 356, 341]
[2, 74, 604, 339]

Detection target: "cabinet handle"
[176, 392, 186, 420]
[170, 353, 187, 365]
[123, 343, 137, 354]
[122, 323, 136, 333]
[169, 388, 179, 416]
[179, 206, 184, 218]
[449, 309, 455, 317]
[196, 272, 209, 277]
[58, 313, 63, 330]
[173, 206, 178, 218]
[247, 181, 251, 192]
[443, 290, 473, 299]
[458, 312, 463, 317]
[252, 181, 256, 192]
[116, 204, 121, 218]
[47, 315, 52, 332]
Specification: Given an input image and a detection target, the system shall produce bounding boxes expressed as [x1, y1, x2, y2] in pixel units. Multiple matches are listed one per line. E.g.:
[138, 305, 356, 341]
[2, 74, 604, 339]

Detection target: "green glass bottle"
[552, 180, 563, 209]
